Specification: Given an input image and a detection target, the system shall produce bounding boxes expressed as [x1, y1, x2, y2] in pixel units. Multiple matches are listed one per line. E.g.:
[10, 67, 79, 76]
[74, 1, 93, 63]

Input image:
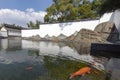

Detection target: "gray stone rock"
[65, 35, 75, 41]
[22, 35, 41, 41]
[32, 35, 41, 40]
[73, 31, 78, 36]
[65, 31, 78, 41]
[66, 21, 119, 43]
[51, 36, 59, 42]
[94, 21, 119, 42]
[57, 34, 67, 40]
[73, 28, 105, 43]
[43, 34, 51, 40]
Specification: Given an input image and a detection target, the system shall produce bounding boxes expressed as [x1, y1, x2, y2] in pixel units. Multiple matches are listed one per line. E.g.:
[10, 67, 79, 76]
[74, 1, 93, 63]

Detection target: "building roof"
[3, 24, 26, 30]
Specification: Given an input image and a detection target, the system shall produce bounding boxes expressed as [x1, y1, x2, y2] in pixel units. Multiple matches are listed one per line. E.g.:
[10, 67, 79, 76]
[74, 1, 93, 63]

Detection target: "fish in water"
[69, 67, 91, 79]
[26, 66, 33, 70]
[69, 62, 96, 79]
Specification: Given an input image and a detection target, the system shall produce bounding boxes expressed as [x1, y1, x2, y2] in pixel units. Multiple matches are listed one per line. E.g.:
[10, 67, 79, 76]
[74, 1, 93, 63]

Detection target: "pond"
[0, 38, 119, 80]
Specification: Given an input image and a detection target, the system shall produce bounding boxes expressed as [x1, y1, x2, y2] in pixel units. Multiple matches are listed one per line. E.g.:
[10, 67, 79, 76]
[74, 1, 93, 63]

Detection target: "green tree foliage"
[27, 20, 40, 29]
[100, 0, 120, 15]
[44, 0, 103, 22]
[92, 0, 104, 13]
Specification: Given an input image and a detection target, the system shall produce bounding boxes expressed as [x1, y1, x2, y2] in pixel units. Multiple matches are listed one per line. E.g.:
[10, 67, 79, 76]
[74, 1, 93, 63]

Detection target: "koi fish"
[69, 67, 91, 79]
[26, 66, 33, 70]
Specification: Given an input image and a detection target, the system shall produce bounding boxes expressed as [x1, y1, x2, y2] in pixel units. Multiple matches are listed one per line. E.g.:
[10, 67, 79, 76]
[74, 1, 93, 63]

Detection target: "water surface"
[0, 39, 119, 80]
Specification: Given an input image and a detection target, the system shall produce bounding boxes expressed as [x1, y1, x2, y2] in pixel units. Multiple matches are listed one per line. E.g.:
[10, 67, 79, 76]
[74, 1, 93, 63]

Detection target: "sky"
[0, 0, 53, 28]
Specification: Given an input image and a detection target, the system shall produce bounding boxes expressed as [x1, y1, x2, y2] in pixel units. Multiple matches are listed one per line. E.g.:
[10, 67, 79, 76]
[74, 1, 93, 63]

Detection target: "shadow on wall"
[109, 12, 115, 22]
[59, 22, 72, 30]
[0, 32, 1, 38]
[110, 10, 120, 40]
[117, 23, 120, 39]
[116, 22, 120, 39]
[107, 25, 119, 42]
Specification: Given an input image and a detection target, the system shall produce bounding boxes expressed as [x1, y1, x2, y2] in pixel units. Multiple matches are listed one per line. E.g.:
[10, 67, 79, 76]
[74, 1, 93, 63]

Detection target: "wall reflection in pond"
[0, 39, 22, 51]
[22, 40, 93, 62]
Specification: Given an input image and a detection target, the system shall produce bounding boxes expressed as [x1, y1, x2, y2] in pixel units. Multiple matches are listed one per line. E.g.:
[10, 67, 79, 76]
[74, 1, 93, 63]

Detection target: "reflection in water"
[0, 39, 8, 50]
[104, 58, 120, 80]
[40, 56, 106, 80]
[0, 39, 119, 80]
[22, 40, 94, 63]
[66, 41, 91, 54]
[28, 49, 40, 58]
[0, 39, 22, 51]
[105, 71, 111, 80]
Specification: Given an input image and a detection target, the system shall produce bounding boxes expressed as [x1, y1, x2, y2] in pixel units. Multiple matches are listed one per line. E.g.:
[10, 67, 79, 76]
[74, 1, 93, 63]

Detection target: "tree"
[92, 0, 105, 14]
[27, 20, 40, 29]
[44, 0, 103, 23]
[99, 0, 120, 15]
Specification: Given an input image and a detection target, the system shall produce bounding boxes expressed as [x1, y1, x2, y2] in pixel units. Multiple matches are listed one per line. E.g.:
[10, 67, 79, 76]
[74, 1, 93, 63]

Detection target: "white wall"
[22, 10, 120, 39]
[22, 29, 40, 37]
[109, 10, 120, 39]
[99, 12, 113, 23]
[99, 10, 120, 39]
[60, 20, 99, 36]
[22, 19, 99, 38]
[40, 24, 61, 37]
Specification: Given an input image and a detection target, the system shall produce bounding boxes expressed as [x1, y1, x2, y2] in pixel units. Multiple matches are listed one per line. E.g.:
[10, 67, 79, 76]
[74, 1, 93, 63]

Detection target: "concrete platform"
[90, 43, 120, 58]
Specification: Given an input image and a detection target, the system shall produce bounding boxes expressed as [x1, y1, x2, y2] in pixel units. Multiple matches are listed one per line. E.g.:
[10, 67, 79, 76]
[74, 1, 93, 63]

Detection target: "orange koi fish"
[69, 67, 91, 79]
[26, 66, 33, 70]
